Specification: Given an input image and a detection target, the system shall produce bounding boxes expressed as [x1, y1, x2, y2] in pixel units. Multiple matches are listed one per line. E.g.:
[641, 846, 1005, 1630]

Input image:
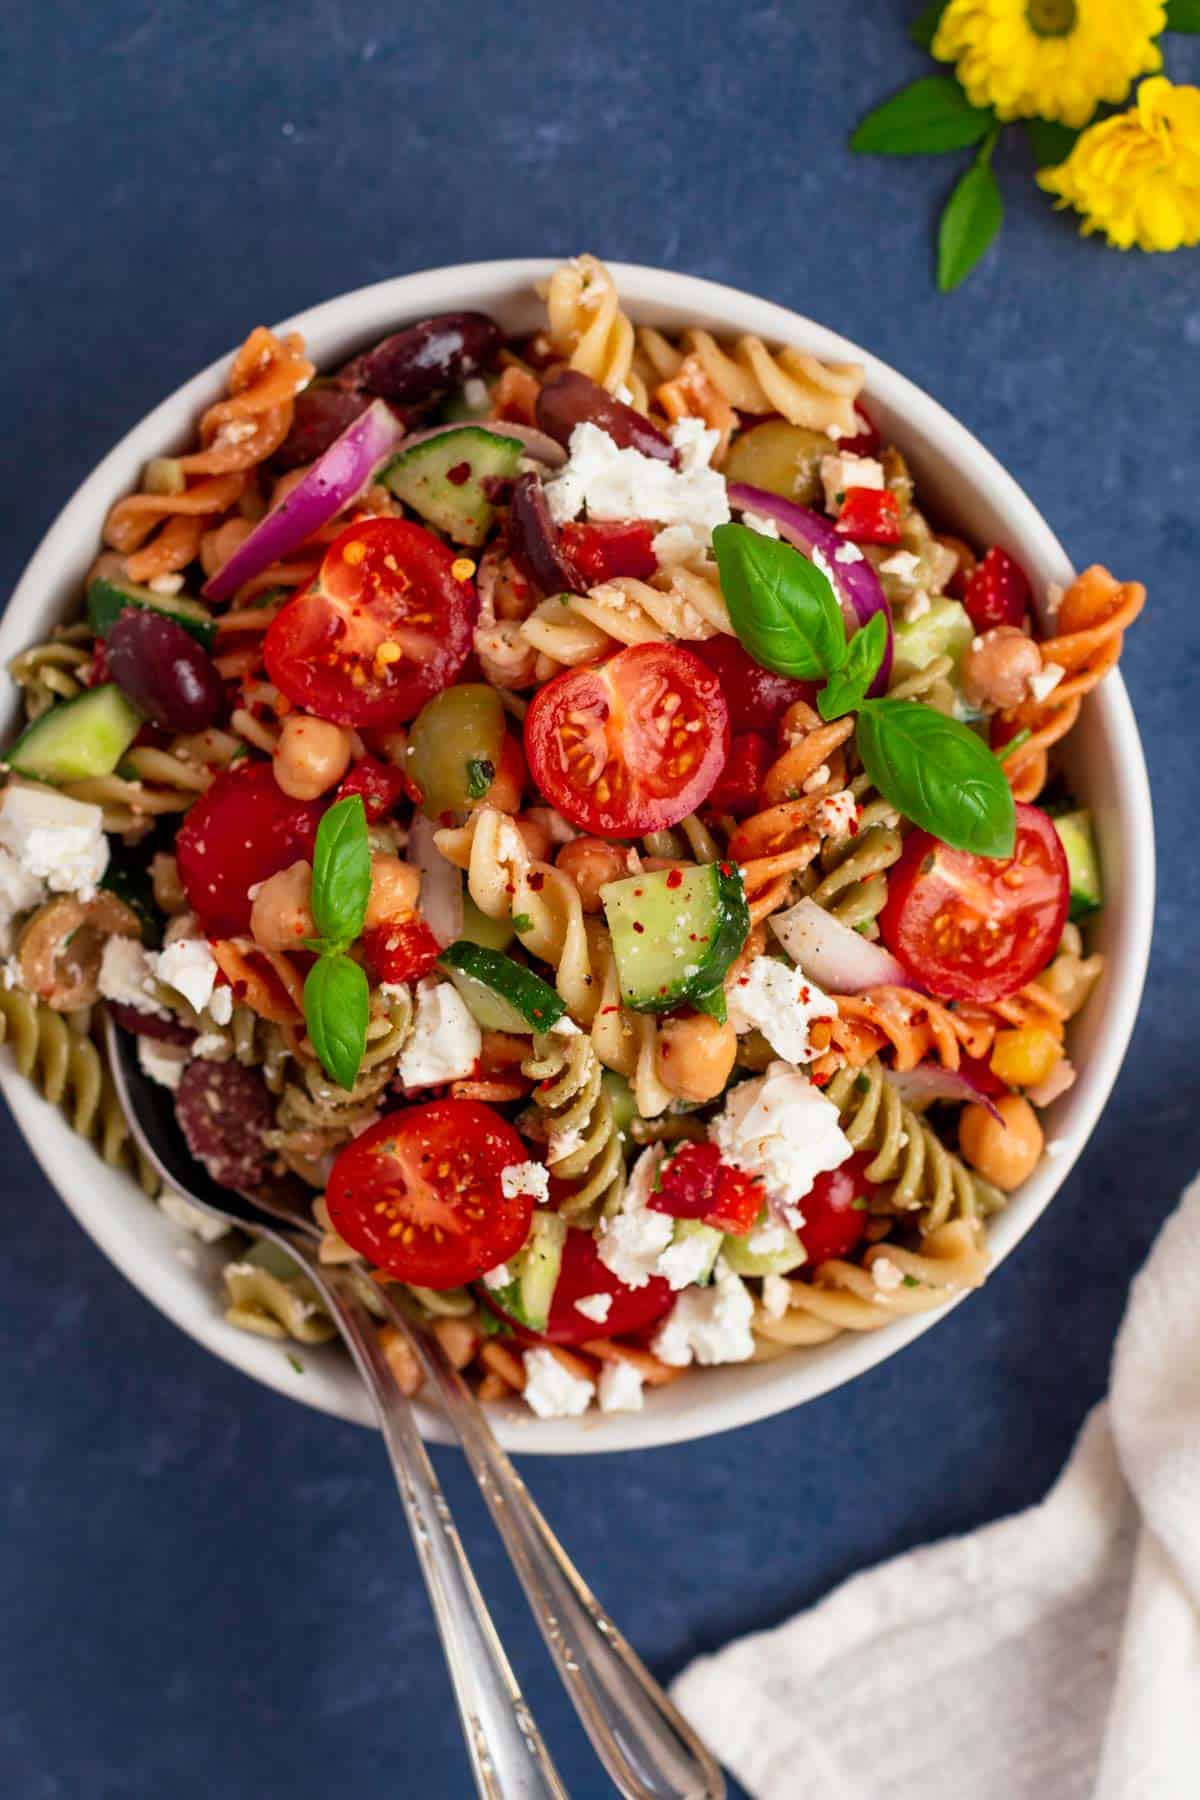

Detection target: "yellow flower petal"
[1037, 77, 1200, 251]
[933, 0, 1165, 127]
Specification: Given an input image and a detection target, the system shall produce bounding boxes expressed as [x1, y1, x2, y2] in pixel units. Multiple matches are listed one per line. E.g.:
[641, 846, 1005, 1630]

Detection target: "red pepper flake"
[446, 461, 472, 487]
[528, 870, 545, 891]
[601, 1005, 618, 1015]
[665, 868, 683, 889]
[718, 862, 733, 877]
[633, 921, 645, 933]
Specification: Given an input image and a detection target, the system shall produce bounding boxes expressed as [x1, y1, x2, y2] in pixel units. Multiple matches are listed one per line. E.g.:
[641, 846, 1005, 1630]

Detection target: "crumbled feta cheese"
[802, 763, 831, 793]
[158, 1189, 229, 1242]
[1028, 662, 1065, 702]
[650, 522, 710, 566]
[747, 1220, 789, 1256]
[656, 1230, 717, 1291]
[669, 416, 720, 472]
[379, 981, 411, 1004]
[0, 787, 108, 898]
[397, 977, 482, 1089]
[761, 1272, 793, 1319]
[98, 938, 168, 1016]
[834, 541, 864, 564]
[137, 1038, 185, 1092]
[154, 937, 220, 1015]
[463, 376, 490, 410]
[872, 1256, 904, 1293]
[191, 1032, 228, 1060]
[650, 1266, 756, 1367]
[813, 790, 858, 838]
[522, 1347, 595, 1419]
[207, 983, 234, 1026]
[820, 453, 884, 514]
[1044, 583, 1065, 625]
[574, 1291, 613, 1324]
[550, 1015, 582, 1036]
[597, 1359, 645, 1413]
[740, 509, 781, 539]
[879, 550, 921, 581]
[482, 1262, 512, 1290]
[544, 423, 729, 547]
[726, 956, 837, 1065]
[500, 1160, 551, 1204]
[148, 572, 184, 596]
[1, 956, 20, 989]
[710, 1061, 852, 1213]
[0, 847, 44, 951]
[902, 590, 933, 623]
[596, 1145, 675, 1289]
[614, 381, 635, 404]
[548, 1121, 586, 1163]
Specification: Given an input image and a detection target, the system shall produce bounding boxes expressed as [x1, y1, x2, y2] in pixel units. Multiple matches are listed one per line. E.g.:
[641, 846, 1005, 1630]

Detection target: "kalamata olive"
[108, 1001, 196, 1045]
[338, 312, 503, 405]
[507, 472, 583, 596]
[107, 610, 225, 732]
[535, 371, 675, 463]
[273, 384, 378, 470]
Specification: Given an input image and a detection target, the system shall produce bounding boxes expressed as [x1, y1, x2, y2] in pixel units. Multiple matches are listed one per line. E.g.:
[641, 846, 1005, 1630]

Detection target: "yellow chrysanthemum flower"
[933, 0, 1164, 128]
[1038, 77, 1200, 251]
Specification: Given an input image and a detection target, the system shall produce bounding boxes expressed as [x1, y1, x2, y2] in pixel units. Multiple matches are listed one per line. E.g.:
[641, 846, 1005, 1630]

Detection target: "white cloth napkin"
[672, 1177, 1200, 1800]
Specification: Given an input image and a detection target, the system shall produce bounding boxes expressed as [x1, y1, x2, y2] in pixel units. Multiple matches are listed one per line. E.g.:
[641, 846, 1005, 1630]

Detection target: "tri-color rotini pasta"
[0, 256, 1144, 1418]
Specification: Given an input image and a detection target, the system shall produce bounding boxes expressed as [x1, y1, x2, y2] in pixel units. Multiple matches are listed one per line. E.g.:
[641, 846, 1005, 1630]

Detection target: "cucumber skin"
[380, 427, 523, 548]
[8, 684, 142, 784]
[1054, 809, 1102, 921]
[487, 1213, 566, 1333]
[439, 940, 566, 1033]
[601, 861, 750, 1016]
[87, 574, 216, 651]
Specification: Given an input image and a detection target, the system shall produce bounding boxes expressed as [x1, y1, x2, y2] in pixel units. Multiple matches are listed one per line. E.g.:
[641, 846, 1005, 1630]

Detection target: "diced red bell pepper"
[647, 1141, 768, 1236]
[362, 919, 442, 985]
[558, 519, 658, 585]
[835, 486, 902, 546]
[336, 755, 409, 821]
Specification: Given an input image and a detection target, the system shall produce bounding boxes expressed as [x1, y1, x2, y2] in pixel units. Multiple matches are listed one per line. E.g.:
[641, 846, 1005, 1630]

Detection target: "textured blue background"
[2, 4, 1197, 1796]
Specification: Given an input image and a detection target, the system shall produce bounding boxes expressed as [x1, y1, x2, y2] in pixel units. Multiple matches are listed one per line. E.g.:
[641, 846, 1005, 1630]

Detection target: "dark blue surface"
[3, 4, 1197, 1795]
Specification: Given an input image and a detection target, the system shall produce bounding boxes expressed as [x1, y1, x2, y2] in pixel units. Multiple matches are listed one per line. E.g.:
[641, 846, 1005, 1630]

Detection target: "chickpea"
[555, 837, 631, 912]
[655, 1014, 738, 1104]
[962, 627, 1043, 711]
[364, 852, 421, 930]
[959, 1094, 1044, 1191]
[250, 860, 316, 952]
[514, 816, 552, 862]
[273, 712, 354, 800]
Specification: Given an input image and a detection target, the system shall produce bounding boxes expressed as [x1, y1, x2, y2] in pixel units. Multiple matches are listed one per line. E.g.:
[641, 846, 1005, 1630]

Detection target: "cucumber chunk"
[459, 893, 516, 953]
[8, 684, 142, 784]
[380, 426, 524, 547]
[600, 1070, 637, 1136]
[669, 1219, 723, 1286]
[721, 1215, 808, 1277]
[439, 940, 566, 1034]
[488, 1212, 566, 1333]
[600, 861, 749, 1018]
[1054, 809, 1102, 920]
[891, 596, 974, 683]
[87, 556, 216, 651]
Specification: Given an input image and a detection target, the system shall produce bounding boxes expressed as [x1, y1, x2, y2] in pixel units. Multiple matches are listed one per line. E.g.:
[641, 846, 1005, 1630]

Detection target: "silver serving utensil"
[107, 1018, 724, 1800]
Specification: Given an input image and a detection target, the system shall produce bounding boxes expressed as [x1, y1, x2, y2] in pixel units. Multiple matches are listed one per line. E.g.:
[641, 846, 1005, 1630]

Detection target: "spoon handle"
[317, 1268, 567, 1800]
[394, 1306, 725, 1800]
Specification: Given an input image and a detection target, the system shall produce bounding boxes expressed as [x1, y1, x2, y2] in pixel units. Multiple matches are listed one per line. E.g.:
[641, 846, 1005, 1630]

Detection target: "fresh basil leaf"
[856, 698, 1016, 857]
[304, 953, 369, 1090]
[851, 77, 993, 156]
[909, 1, 947, 48]
[937, 142, 1004, 292]
[310, 794, 371, 948]
[1025, 118, 1079, 168]
[712, 522, 845, 681]
[818, 612, 888, 721]
[465, 757, 495, 800]
[1167, 0, 1200, 31]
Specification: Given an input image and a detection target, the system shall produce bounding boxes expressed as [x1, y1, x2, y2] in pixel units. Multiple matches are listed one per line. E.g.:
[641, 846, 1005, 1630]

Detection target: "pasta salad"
[0, 256, 1145, 1420]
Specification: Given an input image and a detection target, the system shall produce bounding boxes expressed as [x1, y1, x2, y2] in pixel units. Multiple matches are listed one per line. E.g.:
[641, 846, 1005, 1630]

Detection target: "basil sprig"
[712, 523, 1015, 858]
[302, 795, 372, 1089]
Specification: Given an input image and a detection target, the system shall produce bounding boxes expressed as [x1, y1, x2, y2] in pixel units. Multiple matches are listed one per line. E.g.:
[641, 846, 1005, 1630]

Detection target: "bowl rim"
[0, 258, 1154, 1453]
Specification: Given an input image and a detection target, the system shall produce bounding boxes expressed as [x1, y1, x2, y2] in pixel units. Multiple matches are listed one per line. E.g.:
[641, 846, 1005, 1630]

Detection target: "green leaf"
[855, 699, 1016, 857]
[937, 145, 1004, 292]
[851, 77, 993, 156]
[310, 794, 371, 948]
[1166, 0, 1200, 31]
[909, 2, 947, 49]
[1025, 118, 1079, 168]
[712, 522, 845, 681]
[465, 757, 495, 800]
[304, 953, 369, 1090]
[818, 612, 888, 721]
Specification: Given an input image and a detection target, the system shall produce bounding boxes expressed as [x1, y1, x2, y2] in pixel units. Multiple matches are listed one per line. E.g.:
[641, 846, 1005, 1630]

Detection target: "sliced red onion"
[202, 399, 405, 603]
[888, 1063, 1004, 1124]
[770, 897, 909, 993]
[726, 483, 893, 695]
[393, 419, 566, 468]
[407, 813, 463, 948]
[508, 471, 582, 595]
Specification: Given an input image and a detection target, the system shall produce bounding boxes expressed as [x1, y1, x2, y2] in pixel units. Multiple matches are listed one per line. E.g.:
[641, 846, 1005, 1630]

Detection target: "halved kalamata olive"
[107, 610, 225, 732]
[273, 384, 379, 470]
[108, 1001, 196, 1045]
[508, 472, 583, 596]
[535, 371, 675, 463]
[339, 313, 504, 404]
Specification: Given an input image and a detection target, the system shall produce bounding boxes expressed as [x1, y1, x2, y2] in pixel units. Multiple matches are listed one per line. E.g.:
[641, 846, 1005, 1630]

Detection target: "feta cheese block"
[154, 936, 221, 1015]
[726, 955, 837, 1065]
[522, 1347, 596, 1419]
[500, 1160, 551, 1204]
[98, 938, 168, 1016]
[597, 1359, 645, 1413]
[650, 1264, 756, 1367]
[709, 1061, 853, 1221]
[545, 421, 729, 544]
[0, 786, 108, 897]
[596, 1145, 674, 1289]
[397, 977, 482, 1089]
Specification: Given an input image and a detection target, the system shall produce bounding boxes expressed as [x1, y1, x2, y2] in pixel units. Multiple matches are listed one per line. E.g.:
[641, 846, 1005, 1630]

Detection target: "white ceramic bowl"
[0, 261, 1154, 1452]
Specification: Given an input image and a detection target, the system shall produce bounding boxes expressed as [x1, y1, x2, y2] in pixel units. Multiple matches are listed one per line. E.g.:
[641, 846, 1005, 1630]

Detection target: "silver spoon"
[107, 1018, 723, 1800]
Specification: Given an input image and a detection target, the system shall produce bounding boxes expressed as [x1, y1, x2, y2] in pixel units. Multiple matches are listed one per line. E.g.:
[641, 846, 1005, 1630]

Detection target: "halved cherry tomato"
[835, 487, 902, 545]
[690, 635, 816, 734]
[264, 518, 477, 728]
[362, 919, 442, 986]
[647, 1142, 766, 1236]
[962, 547, 1031, 633]
[175, 761, 323, 938]
[486, 1226, 675, 1346]
[795, 1152, 877, 1266]
[558, 519, 658, 585]
[523, 643, 728, 837]
[878, 801, 1069, 1003]
[336, 755, 408, 820]
[705, 731, 770, 819]
[326, 1099, 533, 1287]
